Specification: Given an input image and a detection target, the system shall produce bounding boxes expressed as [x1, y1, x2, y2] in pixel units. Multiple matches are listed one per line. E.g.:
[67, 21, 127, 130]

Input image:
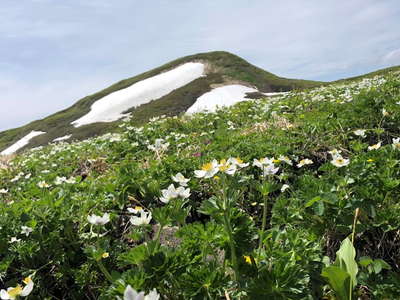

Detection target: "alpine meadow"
[1, 48, 400, 299]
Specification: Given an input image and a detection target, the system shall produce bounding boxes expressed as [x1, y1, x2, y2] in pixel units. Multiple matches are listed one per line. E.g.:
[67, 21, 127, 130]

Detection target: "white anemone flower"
[123, 285, 160, 300]
[0, 189, 8, 194]
[392, 137, 400, 150]
[127, 206, 143, 214]
[160, 184, 179, 203]
[353, 129, 366, 138]
[130, 210, 152, 226]
[331, 156, 350, 168]
[9, 237, 21, 244]
[368, 141, 381, 151]
[160, 184, 190, 203]
[20, 226, 33, 237]
[253, 157, 274, 168]
[87, 213, 110, 225]
[281, 184, 290, 192]
[227, 157, 249, 168]
[296, 159, 313, 168]
[277, 155, 293, 165]
[194, 160, 219, 178]
[328, 149, 342, 159]
[176, 186, 191, 199]
[0, 277, 34, 299]
[37, 181, 50, 188]
[262, 164, 279, 176]
[171, 173, 190, 186]
[218, 159, 237, 175]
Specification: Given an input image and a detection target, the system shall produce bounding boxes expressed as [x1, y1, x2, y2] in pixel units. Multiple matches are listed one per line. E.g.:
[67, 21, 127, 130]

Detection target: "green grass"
[1, 72, 400, 298]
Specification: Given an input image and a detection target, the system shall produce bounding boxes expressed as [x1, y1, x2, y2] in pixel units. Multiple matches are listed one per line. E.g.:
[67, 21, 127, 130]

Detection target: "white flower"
[392, 137, 400, 150]
[218, 159, 238, 175]
[37, 181, 50, 188]
[130, 210, 152, 226]
[24, 173, 31, 179]
[123, 285, 160, 300]
[20, 226, 33, 237]
[331, 156, 350, 168]
[54, 176, 67, 185]
[253, 157, 274, 168]
[9, 237, 21, 244]
[127, 206, 143, 214]
[176, 186, 191, 199]
[0, 277, 34, 299]
[147, 139, 169, 152]
[160, 184, 178, 203]
[382, 108, 389, 116]
[368, 141, 381, 151]
[171, 173, 190, 186]
[353, 129, 366, 138]
[281, 184, 290, 192]
[0, 189, 8, 194]
[160, 184, 190, 203]
[277, 155, 293, 166]
[328, 149, 342, 159]
[227, 157, 249, 168]
[194, 160, 219, 178]
[87, 213, 110, 225]
[297, 159, 313, 168]
[262, 164, 279, 176]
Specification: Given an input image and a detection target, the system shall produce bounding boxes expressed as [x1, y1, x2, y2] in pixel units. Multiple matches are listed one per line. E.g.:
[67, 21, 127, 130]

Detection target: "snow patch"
[1, 131, 46, 155]
[186, 84, 258, 114]
[53, 135, 72, 142]
[72, 62, 205, 127]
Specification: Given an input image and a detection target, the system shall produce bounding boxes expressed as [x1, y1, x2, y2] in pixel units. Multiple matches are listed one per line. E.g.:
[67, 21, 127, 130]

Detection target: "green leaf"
[321, 266, 351, 300]
[305, 196, 321, 208]
[335, 238, 358, 288]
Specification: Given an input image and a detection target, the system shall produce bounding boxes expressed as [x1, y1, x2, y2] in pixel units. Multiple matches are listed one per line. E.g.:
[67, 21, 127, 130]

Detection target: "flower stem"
[258, 193, 269, 252]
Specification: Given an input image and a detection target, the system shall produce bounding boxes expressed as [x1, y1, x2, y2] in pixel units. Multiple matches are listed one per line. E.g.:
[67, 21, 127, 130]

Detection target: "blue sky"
[1, 0, 399, 131]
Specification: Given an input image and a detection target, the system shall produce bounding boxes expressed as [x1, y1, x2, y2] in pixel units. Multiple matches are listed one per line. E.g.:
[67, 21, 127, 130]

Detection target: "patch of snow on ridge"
[72, 62, 205, 127]
[186, 84, 258, 114]
[1, 131, 46, 155]
[53, 135, 72, 142]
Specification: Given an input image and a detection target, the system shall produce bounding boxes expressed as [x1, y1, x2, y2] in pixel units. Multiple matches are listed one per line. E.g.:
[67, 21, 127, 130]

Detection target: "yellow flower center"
[8, 286, 23, 297]
[102, 252, 109, 259]
[23, 277, 31, 285]
[367, 159, 374, 162]
[243, 255, 252, 264]
[202, 162, 213, 171]
[235, 157, 243, 164]
[134, 206, 142, 211]
[273, 159, 281, 164]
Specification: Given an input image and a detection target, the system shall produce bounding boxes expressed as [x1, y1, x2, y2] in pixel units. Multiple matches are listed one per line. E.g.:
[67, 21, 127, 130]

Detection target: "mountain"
[1, 51, 398, 155]
[0, 51, 323, 154]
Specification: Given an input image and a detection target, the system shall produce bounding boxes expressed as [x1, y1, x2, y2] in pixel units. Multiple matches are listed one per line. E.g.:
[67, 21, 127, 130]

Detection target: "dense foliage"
[1, 71, 400, 299]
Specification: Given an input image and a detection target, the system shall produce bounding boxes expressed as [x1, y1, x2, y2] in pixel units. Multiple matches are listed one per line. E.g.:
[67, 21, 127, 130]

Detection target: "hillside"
[0, 70, 399, 298]
[0, 51, 323, 155]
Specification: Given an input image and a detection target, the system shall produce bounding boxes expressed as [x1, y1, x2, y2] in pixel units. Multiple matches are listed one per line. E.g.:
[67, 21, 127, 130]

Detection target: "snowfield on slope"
[1, 131, 46, 155]
[53, 135, 72, 142]
[72, 62, 205, 127]
[186, 84, 258, 113]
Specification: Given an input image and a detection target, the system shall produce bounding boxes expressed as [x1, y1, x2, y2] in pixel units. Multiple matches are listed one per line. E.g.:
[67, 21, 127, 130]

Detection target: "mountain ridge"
[0, 51, 398, 154]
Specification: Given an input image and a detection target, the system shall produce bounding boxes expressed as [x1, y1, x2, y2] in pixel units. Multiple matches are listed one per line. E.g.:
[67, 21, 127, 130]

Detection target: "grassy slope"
[0, 51, 323, 152]
[1, 73, 400, 298]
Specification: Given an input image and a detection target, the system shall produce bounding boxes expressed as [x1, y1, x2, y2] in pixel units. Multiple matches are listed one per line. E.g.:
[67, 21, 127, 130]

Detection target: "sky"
[0, 0, 400, 131]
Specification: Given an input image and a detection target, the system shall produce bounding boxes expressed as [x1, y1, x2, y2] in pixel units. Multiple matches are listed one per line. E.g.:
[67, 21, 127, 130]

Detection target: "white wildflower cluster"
[328, 149, 350, 168]
[194, 157, 249, 178]
[122, 285, 160, 300]
[0, 277, 34, 299]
